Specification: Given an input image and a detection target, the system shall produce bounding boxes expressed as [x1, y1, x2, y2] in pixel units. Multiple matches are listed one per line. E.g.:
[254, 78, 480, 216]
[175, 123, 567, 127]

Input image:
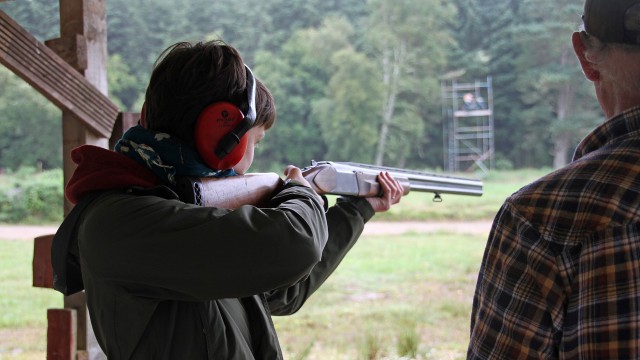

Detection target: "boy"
[52, 40, 404, 359]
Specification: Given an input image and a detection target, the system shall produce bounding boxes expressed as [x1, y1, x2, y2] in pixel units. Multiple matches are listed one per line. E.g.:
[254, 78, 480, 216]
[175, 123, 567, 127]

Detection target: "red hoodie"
[65, 145, 161, 204]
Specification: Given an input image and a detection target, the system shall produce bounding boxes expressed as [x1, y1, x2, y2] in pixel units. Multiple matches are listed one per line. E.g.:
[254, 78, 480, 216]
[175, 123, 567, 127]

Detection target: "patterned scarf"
[114, 125, 236, 185]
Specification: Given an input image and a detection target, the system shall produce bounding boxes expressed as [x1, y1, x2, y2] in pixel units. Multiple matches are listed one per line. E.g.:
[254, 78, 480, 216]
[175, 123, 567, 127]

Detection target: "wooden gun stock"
[175, 173, 283, 209]
[175, 161, 483, 209]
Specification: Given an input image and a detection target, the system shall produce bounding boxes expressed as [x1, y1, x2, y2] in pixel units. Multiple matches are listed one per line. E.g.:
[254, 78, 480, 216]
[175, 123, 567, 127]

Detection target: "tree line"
[0, 0, 602, 173]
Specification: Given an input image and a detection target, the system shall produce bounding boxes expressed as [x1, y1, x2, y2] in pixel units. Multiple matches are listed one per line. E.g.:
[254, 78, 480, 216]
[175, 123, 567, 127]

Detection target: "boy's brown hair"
[143, 40, 276, 146]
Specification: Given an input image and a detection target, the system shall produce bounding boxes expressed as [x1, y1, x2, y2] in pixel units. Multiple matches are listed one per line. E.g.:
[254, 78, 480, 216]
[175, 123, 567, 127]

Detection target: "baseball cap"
[583, 0, 640, 45]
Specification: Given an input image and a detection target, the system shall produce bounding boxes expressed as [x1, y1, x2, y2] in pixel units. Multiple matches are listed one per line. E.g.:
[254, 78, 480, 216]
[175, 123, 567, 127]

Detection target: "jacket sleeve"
[77, 183, 328, 301]
[264, 196, 375, 315]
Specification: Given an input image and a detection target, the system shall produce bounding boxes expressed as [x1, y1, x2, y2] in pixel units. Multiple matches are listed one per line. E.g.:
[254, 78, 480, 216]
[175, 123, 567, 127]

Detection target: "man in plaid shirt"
[467, 0, 640, 358]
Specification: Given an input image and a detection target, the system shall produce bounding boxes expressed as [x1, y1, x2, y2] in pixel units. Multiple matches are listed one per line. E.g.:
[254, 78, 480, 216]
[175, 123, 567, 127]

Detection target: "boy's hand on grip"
[283, 165, 324, 206]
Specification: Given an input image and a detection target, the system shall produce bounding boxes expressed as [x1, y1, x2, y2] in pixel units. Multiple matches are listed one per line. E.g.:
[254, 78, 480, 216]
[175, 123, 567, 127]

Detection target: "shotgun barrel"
[302, 161, 483, 199]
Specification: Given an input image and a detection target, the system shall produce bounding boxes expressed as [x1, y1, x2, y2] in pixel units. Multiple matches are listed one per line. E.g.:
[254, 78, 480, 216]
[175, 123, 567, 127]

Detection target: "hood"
[65, 145, 161, 204]
[53, 145, 162, 295]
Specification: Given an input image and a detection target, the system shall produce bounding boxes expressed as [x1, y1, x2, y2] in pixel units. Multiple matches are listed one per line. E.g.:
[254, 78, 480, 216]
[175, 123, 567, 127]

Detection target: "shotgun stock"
[176, 161, 483, 208]
[176, 173, 283, 209]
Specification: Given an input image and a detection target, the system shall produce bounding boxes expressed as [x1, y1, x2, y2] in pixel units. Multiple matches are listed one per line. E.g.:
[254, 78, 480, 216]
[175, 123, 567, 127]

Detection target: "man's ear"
[572, 32, 600, 82]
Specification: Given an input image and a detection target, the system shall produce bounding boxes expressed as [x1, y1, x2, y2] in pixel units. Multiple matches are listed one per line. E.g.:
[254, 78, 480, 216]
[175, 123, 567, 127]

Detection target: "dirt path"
[0, 221, 492, 240]
[0, 225, 59, 240]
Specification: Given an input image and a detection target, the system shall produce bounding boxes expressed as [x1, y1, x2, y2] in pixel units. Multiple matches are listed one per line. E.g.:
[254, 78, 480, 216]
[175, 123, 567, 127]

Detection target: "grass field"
[0, 168, 550, 359]
[0, 240, 62, 359]
[273, 232, 486, 360]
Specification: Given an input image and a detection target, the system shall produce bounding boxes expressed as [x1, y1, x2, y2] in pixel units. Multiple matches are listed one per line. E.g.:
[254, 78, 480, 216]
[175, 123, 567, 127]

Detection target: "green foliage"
[0, 0, 59, 41]
[0, 68, 62, 170]
[0, 168, 63, 224]
[365, 0, 456, 167]
[253, 17, 359, 169]
[462, 0, 601, 168]
[1, 0, 605, 172]
[314, 49, 381, 163]
[108, 54, 142, 111]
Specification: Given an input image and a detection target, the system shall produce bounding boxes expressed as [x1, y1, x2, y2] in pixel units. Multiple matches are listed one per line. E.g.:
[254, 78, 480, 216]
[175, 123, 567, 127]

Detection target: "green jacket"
[70, 183, 374, 359]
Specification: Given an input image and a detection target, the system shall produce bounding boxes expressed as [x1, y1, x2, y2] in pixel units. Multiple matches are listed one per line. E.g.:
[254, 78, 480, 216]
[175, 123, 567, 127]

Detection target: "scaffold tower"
[441, 77, 494, 174]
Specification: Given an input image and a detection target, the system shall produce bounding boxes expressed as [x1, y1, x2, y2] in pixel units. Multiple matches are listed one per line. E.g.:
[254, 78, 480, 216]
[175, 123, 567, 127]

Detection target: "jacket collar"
[573, 106, 640, 161]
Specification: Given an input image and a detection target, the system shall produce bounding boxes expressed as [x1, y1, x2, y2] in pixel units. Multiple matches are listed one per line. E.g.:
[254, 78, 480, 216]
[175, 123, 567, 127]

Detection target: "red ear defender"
[194, 102, 248, 170]
[194, 65, 257, 170]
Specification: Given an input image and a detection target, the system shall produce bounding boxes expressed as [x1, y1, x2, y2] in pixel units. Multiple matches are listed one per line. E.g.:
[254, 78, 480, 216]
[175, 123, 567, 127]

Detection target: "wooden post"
[46, 1, 109, 359]
[33, 235, 55, 288]
[109, 112, 141, 149]
[47, 309, 77, 360]
[48, 0, 110, 215]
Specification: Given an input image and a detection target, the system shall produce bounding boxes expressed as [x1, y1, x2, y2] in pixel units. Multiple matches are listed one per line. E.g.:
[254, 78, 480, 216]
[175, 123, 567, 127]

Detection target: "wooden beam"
[33, 234, 55, 289]
[47, 309, 77, 360]
[0, 10, 118, 137]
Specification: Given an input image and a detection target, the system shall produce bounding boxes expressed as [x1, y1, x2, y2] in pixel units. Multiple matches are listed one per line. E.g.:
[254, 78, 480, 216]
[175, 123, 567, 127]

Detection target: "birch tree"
[366, 0, 455, 166]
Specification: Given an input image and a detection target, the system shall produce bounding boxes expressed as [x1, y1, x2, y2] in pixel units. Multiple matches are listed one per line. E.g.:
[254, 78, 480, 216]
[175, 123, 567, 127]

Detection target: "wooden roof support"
[54, 2, 110, 358]
[2, 0, 120, 358]
[0, 10, 118, 137]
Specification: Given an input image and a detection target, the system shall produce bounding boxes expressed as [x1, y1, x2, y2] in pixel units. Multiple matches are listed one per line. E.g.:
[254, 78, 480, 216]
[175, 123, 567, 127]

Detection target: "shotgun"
[175, 161, 483, 209]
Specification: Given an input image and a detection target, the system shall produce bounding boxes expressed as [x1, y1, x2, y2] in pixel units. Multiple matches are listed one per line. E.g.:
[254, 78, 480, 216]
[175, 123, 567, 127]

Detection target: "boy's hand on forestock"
[366, 172, 404, 213]
[283, 165, 324, 206]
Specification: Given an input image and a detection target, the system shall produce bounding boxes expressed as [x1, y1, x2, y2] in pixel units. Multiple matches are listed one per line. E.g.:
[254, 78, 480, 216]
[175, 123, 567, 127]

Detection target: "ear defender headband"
[194, 65, 257, 170]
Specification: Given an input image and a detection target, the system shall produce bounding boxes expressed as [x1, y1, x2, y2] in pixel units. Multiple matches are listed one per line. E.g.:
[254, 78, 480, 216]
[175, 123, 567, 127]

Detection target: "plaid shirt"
[468, 106, 640, 359]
